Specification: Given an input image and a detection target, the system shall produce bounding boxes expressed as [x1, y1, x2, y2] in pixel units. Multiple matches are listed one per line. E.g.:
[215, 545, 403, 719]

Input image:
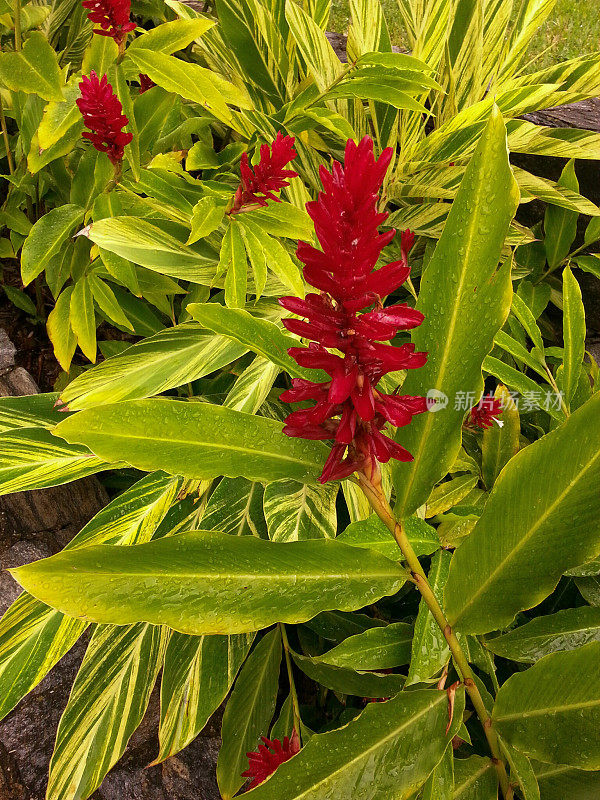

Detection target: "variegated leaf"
[263, 479, 338, 542]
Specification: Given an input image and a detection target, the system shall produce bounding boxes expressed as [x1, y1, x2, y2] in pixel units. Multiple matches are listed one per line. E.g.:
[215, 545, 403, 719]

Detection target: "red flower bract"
[230, 132, 298, 213]
[138, 73, 155, 93]
[280, 136, 428, 484]
[466, 394, 503, 430]
[81, 0, 135, 45]
[76, 71, 133, 165]
[242, 732, 301, 790]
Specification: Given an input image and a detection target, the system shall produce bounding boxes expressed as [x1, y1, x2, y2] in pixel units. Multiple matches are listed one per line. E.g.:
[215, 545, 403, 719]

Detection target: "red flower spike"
[242, 731, 301, 790]
[279, 135, 428, 483]
[465, 394, 503, 430]
[76, 71, 133, 165]
[81, 0, 135, 45]
[230, 132, 298, 214]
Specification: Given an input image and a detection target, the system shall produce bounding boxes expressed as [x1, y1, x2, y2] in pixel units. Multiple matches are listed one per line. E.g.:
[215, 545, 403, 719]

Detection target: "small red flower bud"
[76, 71, 133, 165]
[138, 73, 155, 93]
[81, 0, 136, 46]
[465, 394, 503, 430]
[279, 136, 428, 483]
[242, 731, 301, 789]
[230, 132, 298, 214]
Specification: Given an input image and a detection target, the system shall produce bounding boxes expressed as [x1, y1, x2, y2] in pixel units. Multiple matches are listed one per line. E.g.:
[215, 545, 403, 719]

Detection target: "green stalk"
[357, 474, 514, 800]
[14, 0, 21, 50]
[0, 94, 14, 174]
[279, 623, 302, 742]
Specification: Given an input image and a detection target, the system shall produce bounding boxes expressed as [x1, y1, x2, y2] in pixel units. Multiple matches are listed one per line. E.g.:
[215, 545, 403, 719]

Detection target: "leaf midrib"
[494, 696, 600, 722]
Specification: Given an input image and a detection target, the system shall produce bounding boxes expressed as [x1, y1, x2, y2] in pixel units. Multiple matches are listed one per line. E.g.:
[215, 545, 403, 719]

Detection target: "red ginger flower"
[76, 71, 133, 165]
[280, 136, 428, 484]
[242, 732, 301, 790]
[81, 0, 135, 45]
[466, 394, 503, 430]
[230, 132, 298, 214]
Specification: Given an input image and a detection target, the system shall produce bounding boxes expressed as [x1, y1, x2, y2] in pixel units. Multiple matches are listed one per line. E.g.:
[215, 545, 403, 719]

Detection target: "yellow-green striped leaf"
[263, 479, 337, 541]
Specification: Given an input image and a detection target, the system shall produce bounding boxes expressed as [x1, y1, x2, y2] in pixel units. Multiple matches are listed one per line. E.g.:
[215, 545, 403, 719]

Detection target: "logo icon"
[426, 389, 448, 412]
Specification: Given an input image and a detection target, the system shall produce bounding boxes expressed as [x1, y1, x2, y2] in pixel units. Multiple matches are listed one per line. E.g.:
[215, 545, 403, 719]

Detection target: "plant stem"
[279, 623, 302, 742]
[357, 475, 514, 800]
[0, 94, 14, 174]
[14, 0, 21, 50]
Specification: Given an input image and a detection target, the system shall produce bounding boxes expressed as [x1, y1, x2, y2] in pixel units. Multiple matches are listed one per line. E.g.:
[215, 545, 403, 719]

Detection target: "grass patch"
[329, 0, 599, 68]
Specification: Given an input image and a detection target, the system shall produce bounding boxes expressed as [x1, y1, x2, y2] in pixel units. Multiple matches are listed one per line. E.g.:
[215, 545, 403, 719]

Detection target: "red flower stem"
[357, 474, 514, 800]
[279, 623, 302, 743]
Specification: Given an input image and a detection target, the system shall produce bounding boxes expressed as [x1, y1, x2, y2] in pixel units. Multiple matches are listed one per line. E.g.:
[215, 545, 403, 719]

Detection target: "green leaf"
[127, 48, 251, 131]
[562, 265, 586, 408]
[284, 0, 343, 94]
[156, 630, 254, 763]
[46, 287, 77, 373]
[70, 276, 97, 363]
[82, 32, 118, 75]
[187, 196, 226, 244]
[291, 650, 405, 698]
[115, 64, 140, 182]
[304, 610, 386, 643]
[0, 393, 61, 432]
[127, 17, 215, 53]
[88, 217, 215, 282]
[337, 513, 440, 560]
[481, 384, 520, 488]
[3, 285, 37, 316]
[314, 621, 413, 670]
[407, 550, 452, 685]
[425, 474, 479, 517]
[201, 476, 267, 537]
[393, 106, 519, 517]
[217, 628, 282, 799]
[0, 594, 86, 722]
[544, 159, 579, 268]
[492, 642, 600, 769]
[53, 399, 328, 483]
[533, 759, 600, 800]
[21, 204, 84, 285]
[241, 202, 314, 240]
[58, 323, 247, 410]
[0, 32, 63, 102]
[485, 607, 600, 663]
[453, 755, 497, 799]
[88, 273, 134, 331]
[188, 303, 323, 381]
[242, 220, 304, 296]
[499, 739, 540, 800]
[0, 427, 109, 496]
[10, 531, 408, 635]
[328, 79, 430, 113]
[445, 393, 600, 634]
[244, 688, 465, 799]
[263, 479, 337, 541]
[47, 624, 167, 800]
[422, 743, 453, 800]
[224, 356, 279, 415]
[223, 220, 248, 308]
[576, 575, 600, 607]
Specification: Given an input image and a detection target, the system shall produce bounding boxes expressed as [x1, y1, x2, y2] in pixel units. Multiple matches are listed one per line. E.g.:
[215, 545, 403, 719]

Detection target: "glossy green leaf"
[393, 107, 519, 517]
[544, 159, 579, 268]
[0, 427, 110, 496]
[337, 513, 440, 560]
[223, 220, 248, 308]
[224, 355, 279, 414]
[70, 276, 97, 363]
[562, 265, 586, 408]
[533, 760, 600, 800]
[0, 32, 63, 101]
[47, 624, 167, 800]
[482, 384, 520, 488]
[263, 479, 337, 542]
[445, 394, 600, 633]
[127, 48, 251, 130]
[314, 621, 413, 670]
[292, 651, 405, 698]
[217, 628, 282, 799]
[0, 393, 61, 432]
[485, 607, 600, 663]
[88, 217, 216, 282]
[245, 688, 465, 799]
[499, 737, 540, 800]
[304, 610, 386, 643]
[187, 196, 226, 244]
[21, 204, 84, 286]
[88, 273, 134, 331]
[407, 551, 452, 685]
[422, 744, 453, 800]
[58, 324, 247, 410]
[425, 474, 479, 518]
[11, 531, 408, 634]
[452, 755, 497, 799]
[188, 303, 322, 381]
[53, 399, 328, 483]
[127, 17, 215, 53]
[156, 630, 254, 763]
[576, 576, 600, 607]
[201, 476, 267, 538]
[493, 643, 600, 769]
